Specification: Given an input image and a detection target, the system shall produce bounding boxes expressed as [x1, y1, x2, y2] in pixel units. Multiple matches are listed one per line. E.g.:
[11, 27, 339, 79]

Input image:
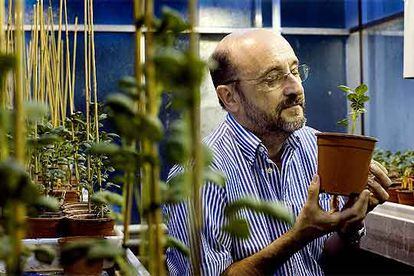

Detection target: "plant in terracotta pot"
[0, 52, 58, 273]
[59, 235, 136, 275]
[396, 156, 414, 206]
[317, 83, 377, 196]
[373, 150, 401, 202]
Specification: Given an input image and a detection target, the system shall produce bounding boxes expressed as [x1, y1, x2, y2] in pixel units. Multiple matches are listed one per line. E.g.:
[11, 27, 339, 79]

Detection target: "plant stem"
[70, 17, 78, 115]
[133, 0, 145, 260]
[351, 112, 357, 135]
[9, 0, 27, 274]
[144, 0, 165, 274]
[187, 0, 202, 274]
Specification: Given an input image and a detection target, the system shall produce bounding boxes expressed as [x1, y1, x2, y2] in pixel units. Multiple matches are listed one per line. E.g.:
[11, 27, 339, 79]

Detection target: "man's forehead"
[227, 31, 297, 72]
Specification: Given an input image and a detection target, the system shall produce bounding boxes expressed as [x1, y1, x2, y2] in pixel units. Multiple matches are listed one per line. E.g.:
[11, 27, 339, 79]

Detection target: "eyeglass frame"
[222, 64, 310, 86]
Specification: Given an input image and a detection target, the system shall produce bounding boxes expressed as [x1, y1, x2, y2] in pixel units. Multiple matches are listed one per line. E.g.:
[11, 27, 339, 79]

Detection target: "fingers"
[367, 178, 389, 203]
[339, 190, 370, 221]
[370, 162, 392, 189]
[368, 196, 380, 211]
[330, 195, 340, 213]
[307, 175, 320, 205]
[372, 160, 388, 175]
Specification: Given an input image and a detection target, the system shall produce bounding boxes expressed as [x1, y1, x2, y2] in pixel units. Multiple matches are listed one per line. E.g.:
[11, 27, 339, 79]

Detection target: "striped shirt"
[164, 113, 336, 276]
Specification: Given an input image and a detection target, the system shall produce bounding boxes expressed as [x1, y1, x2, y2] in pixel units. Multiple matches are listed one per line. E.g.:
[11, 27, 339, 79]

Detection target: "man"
[164, 29, 391, 275]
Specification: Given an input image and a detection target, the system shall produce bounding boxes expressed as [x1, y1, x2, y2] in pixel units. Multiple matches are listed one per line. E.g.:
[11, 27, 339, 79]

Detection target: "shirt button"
[266, 168, 273, 174]
[259, 147, 265, 153]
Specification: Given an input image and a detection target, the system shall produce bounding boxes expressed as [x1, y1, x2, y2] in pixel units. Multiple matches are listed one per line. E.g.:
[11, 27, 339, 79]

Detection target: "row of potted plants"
[374, 150, 414, 206]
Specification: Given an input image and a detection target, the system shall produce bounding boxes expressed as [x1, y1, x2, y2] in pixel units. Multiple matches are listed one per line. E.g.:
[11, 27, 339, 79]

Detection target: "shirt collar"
[226, 114, 261, 165]
[226, 113, 301, 165]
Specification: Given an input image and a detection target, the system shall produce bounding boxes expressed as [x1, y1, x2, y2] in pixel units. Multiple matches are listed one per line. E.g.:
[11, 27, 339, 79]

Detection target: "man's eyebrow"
[258, 59, 300, 78]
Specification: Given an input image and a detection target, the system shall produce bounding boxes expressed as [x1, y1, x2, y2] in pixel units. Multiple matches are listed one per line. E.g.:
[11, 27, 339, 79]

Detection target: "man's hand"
[335, 160, 392, 238]
[292, 175, 371, 244]
[367, 160, 392, 211]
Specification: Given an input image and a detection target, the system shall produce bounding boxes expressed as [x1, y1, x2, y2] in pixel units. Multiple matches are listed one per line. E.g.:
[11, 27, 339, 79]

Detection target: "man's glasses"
[224, 64, 310, 86]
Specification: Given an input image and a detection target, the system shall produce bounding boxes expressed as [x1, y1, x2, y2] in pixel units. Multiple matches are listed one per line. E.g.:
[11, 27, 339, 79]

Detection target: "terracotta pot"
[64, 208, 91, 216]
[66, 214, 115, 237]
[317, 132, 377, 196]
[387, 187, 401, 203]
[62, 202, 89, 210]
[50, 189, 80, 203]
[59, 236, 103, 276]
[26, 212, 65, 238]
[397, 189, 414, 206]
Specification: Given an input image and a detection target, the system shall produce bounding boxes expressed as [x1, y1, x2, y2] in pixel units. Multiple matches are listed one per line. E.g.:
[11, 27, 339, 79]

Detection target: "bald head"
[209, 30, 296, 108]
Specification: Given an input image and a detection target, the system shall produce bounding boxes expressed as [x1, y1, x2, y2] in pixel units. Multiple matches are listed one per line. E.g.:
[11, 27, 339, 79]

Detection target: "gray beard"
[238, 89, 306, 135]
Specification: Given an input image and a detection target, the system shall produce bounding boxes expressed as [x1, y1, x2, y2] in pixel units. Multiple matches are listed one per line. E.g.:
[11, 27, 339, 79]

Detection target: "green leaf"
[91, 190, 123, 207]
[337, 118, 349, 127]
[164, 173, 189, 202]
[165, 236, 190, 257]
[35, 196, 60, 212]
[33, 245, 56, 265]
[28, 134, 61, 146]
[225, 197, 294, 225]
[106, 93, 136, 116]
[24, 102, 49, 123]
[0, 236, 12, 259]
[203, 144, 214, 167]
[118, 76, 137, 89]
[337, 85, 352, 93]
[204, 169, 226, 187]
[0, 54, 16, 74]
[166, 121, 190, 164]
[355, 83, 368, 95]
[88, 142, 120, 156]
[140, 114, 164, 141]
[222, 218, 250, 240]
[87, 240, 124, 260]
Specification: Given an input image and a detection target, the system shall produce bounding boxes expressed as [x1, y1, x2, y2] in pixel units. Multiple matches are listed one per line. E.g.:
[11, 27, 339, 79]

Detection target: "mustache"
[279, 95, 305, 110]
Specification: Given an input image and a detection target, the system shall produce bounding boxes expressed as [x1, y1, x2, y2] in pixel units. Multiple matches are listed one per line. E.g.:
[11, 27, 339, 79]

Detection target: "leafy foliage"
[337, 84, 370, 134]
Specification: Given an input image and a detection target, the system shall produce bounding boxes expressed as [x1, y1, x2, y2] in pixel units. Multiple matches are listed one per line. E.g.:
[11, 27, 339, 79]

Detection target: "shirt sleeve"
[164, 174, 233, 275]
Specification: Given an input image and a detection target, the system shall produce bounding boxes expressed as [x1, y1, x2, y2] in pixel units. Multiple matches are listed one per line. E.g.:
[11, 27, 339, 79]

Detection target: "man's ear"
[216, 85, 240, 113]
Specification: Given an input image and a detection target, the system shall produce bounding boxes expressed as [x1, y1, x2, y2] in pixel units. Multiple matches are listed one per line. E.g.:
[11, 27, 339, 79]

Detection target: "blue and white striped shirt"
[164, 114, 335, 275]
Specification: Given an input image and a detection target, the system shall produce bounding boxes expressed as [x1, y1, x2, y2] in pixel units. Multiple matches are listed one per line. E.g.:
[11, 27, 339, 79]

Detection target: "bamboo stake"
[39, 0, 46, 104]
[84, 0, 92, 206]
[0, 0, 5, 53]
[63, 0, 71, 118]
[47, 7, 57, 125]
[133, 0, 146, 261]
[5, 0, 13, 107]
[0, 0, 8, 161]
[89, 0, 98, 143]
[188, 0, 203, 274]
[0, 0, 6, 108]
[33, 4, 39, 102]
[60, 41, 66, 122]
[144, 0, 165, 274]
[70, 16, 78, 114]
[32, 3, 40, 177]
[89, 0, 103, 208]
[7, 0, 27, 273]
[54, 0, 63, 125]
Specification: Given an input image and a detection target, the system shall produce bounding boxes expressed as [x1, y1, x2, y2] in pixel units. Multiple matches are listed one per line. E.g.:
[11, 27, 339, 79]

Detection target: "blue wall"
[285, 35, 347, 133]
[365, 34, 414, 152]
[281, 0, 346, 28]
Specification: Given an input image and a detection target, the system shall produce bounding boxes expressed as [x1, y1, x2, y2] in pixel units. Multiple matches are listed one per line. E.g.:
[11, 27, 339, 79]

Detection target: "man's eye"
[291, 67, 299, 76]
[265, 74, 282, 84]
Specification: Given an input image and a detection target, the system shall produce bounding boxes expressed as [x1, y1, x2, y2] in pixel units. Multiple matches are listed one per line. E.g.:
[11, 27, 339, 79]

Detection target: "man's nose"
[283, 74, 304, 96]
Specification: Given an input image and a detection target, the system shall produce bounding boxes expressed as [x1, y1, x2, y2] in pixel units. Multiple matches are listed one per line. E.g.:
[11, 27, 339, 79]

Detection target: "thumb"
[307, 175, 321, 205]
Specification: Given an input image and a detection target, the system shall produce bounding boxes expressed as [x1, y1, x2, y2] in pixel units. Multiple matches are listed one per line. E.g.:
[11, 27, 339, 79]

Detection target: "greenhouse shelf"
[361, 202, 414, 266]
[0, 226, 149, 275]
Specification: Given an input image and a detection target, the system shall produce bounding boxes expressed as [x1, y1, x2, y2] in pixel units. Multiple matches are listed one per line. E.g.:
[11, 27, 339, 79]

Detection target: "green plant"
[337, 83, 370, 134]
[0, 53, 59, 274]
